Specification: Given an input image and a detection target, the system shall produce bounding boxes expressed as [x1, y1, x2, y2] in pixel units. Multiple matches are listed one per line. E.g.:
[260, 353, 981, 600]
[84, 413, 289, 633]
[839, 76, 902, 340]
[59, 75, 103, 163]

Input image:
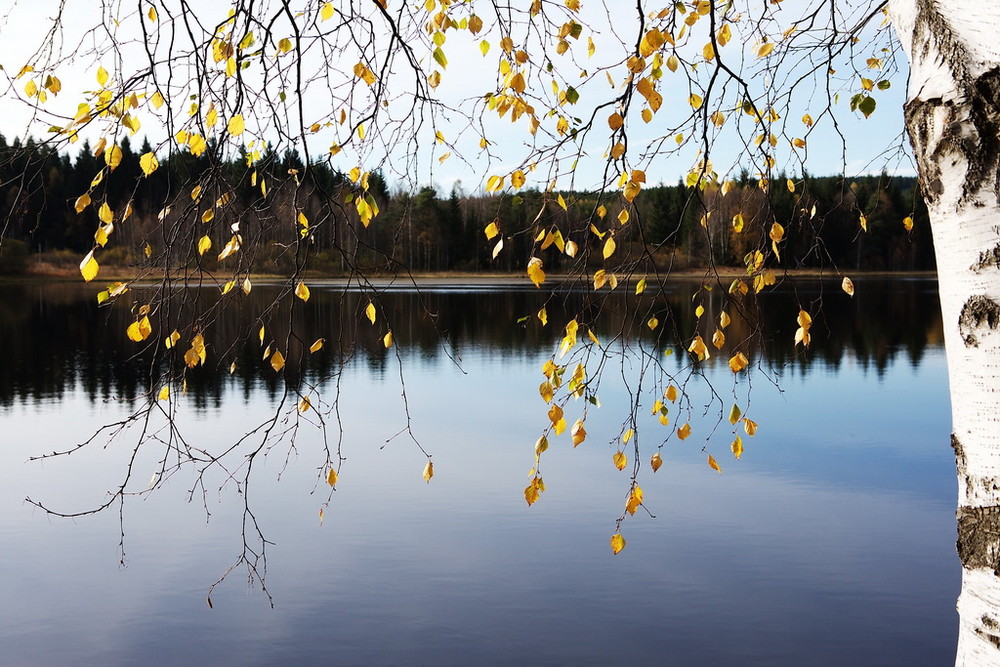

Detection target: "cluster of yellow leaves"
[794, 310, 812, 347]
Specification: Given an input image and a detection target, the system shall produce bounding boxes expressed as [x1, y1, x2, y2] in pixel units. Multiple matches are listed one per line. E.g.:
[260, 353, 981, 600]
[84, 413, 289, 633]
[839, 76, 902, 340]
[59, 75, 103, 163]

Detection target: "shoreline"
[4, 265, 940, 287]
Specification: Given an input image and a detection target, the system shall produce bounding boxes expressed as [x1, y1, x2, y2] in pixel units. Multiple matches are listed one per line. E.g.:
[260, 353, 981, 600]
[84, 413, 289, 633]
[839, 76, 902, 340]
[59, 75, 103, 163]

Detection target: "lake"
[0, 277, 957, 665]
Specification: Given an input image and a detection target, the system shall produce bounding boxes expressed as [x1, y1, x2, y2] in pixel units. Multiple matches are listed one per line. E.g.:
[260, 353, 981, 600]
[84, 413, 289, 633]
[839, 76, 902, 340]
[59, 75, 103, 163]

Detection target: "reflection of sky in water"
[0, 286, 956, 665]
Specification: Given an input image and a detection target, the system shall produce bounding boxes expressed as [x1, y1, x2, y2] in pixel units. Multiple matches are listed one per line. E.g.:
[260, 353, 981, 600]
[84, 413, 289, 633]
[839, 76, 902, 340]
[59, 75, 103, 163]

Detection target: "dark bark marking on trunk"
[905, 1, 1000, 205]
[959, 295, 1000, 347]
[974, 243, 1000, 272]
[976, 627, 1000, 650]
[957, 505, 1000, 572]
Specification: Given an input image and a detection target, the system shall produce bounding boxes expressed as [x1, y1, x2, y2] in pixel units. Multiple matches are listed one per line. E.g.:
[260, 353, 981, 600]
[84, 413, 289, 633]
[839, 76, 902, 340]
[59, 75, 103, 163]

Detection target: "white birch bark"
[890, 1, 1000, 662]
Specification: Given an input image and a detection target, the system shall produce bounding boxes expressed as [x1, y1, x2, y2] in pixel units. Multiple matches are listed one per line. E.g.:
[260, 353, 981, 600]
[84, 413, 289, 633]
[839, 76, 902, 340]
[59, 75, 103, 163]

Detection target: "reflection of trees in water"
[0, 279, 943, 408]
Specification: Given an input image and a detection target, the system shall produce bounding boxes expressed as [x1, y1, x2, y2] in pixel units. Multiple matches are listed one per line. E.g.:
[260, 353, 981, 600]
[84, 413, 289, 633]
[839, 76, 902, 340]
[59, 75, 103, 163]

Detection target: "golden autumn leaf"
[610, 533, 626, 554]
[613, 451, 627, 471]
[842, 276, 855, 297]
[365, 301, 377, 324]
[197, 235, 212, 256]
[651, 452, 663, 472]
[295, 281, 310, 302]
[139, 152, 158, 176]
[75, 193, 91, 213]
[79, 251, 99, 282]
[165, 330, 181, 349]
[729, 352, 749, 373]
[422, 460, 434, 483]
[743, 418, 758, 436]
[158, 385, 170, 401]
[310, 338, 325, 353]
[712, 328, 726, 349]
[665, 385, 678, 402]
[571, 419, 586, 446]
[228, 114, 245, 136]
[484, 220, 499, 240]
[105, 145, 123, 170]
[383, 331, 393, 348]
[903, 216, 914, 232]
[527, 257, 545, 287]
[731, 436, 744, 460]
[728, 404, 742, 424]
[708, 454, 723, 473]
[327, 467, 338, 486]
[602, 236, 616, 259]
[270, 350, 285, 372]
[677, 423, 691, 440]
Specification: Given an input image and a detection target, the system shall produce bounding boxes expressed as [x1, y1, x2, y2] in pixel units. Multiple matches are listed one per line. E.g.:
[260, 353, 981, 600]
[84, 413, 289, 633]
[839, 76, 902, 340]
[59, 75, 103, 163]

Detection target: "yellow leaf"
[842, 276, 855, 297]
[677, 423, 691, 440]
[242, 277, 252, 295]
[689, 93, 703, 110]
[729, 352, 749, 373]
[613, 451, 627, 471]
[320, 3, 335, 20]
[610, 533, 626, 554]
[731, 436, 744, 460]
[743, 418, 758, 437]
[903, 216, 914, 232]
[165, 330, 181, 349]
[571, 419, 586, 446]
[96, 66, 109, 87]
[635, 278, 647, 295]
[608, 112, 624, 130]
[270, 350, 285, 372]
[259, 325, 266, 346]
[492, 238, 504, 260]
[139, 152, 158, 176]
[602, 236, 616, 259]
[74, 193, 91, 213]
[197, 235, 212, 256]
[702, 41, 715, 61]
[423, 460, 434, 483]
[859, 213, 868, 232]
[228, 114, 245, 137]
[712, 328, 726, 349]
[383, 331, 394, 348]
[295, 281, 310, 302]
[158, 385, 169, 401]
[148, 6, 157, 21]
[757, 42, 774, 58]
[708, 454, 722, 473]
[310, 338, 324, 353]
[484, 220, 499, 240]
[666, 385, 678, 402]
[557, 193, 568, 210]
[728, 404, 742, 424]
[537, 307, 548, 326]
[278, 38, 293, 54]
[327, 468, 338, 486]
[651, 452, 663, 472]
[80, 251, 99, 282]
[527, 257, 545, 288]
[365, 301, 377, 324]
[647, 317, 659, 330]
[105, 144, 123, 170]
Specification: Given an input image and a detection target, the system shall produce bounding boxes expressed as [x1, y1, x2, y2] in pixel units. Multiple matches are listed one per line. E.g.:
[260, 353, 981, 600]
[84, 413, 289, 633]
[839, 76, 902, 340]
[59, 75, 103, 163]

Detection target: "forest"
[0, 133, 934, 276]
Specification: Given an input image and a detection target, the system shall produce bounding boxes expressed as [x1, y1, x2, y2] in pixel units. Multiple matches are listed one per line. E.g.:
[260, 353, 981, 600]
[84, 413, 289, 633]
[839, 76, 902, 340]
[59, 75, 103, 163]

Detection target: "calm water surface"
[0, 279, 956, 665]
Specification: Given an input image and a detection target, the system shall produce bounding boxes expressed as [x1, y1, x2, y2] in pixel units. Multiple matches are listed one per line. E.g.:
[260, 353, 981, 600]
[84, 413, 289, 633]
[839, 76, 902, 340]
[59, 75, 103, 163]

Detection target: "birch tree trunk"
[889, 1, 1000, 662]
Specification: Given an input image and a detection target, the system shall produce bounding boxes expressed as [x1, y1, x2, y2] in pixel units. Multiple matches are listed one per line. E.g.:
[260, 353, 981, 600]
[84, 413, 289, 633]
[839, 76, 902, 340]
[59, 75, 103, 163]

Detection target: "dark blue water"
[0, 279, 957, 665]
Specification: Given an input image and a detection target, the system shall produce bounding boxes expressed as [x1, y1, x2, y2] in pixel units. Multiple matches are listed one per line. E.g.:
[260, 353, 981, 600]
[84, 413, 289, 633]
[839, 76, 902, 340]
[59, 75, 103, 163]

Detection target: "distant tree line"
[0, 134, 934, 275]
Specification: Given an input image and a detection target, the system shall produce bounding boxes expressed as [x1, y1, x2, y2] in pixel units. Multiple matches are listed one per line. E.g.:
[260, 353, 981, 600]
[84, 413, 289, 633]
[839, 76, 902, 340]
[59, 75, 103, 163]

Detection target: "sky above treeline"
[0, 0, 915, 193]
